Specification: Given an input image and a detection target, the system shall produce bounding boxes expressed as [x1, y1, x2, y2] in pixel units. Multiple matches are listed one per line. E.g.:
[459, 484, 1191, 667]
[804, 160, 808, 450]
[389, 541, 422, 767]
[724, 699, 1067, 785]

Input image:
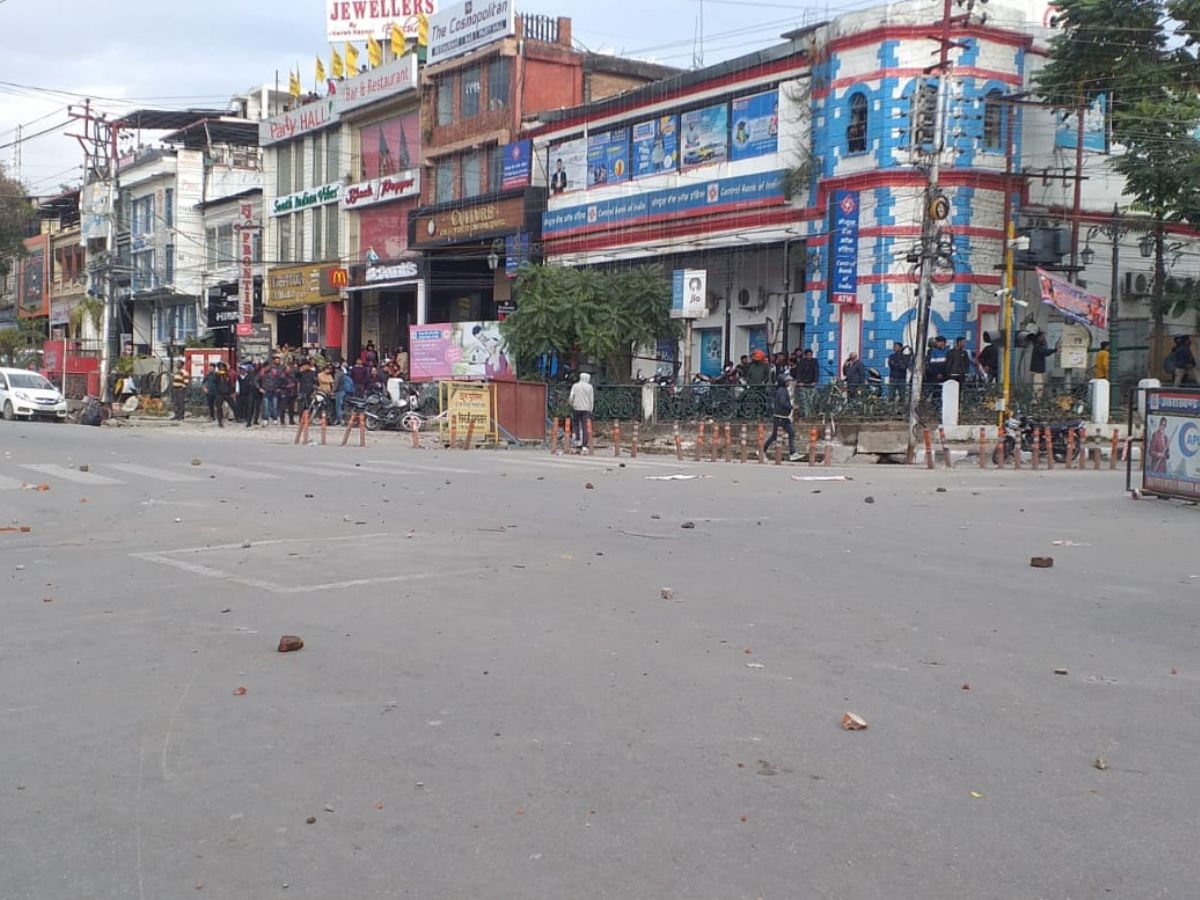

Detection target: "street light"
[1139, 233, 1155, 258]
[1080, 244, 1095, 266]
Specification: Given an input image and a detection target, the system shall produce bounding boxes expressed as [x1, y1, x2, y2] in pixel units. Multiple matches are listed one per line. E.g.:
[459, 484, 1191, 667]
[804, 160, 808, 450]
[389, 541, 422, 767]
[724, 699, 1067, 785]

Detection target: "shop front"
[265, 263, 346, 356]
[206, 278, 264, 354]
[410, 189, 544, 324]
[345, 258, 424, 364]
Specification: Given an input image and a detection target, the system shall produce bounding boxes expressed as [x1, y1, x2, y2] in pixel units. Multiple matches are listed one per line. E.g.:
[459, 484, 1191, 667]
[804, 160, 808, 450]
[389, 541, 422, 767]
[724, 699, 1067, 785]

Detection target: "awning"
[344, 279, 420, 292]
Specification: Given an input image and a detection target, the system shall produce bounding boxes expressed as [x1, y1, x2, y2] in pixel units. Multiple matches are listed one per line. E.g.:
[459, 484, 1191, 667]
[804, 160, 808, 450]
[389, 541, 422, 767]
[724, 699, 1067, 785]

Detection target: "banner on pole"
[1036, 267, 1108, 330]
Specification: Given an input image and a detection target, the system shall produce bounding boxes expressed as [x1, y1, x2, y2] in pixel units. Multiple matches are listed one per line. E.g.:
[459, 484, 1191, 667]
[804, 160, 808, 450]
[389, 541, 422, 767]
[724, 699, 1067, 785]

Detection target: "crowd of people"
[172, 341, 414, 428]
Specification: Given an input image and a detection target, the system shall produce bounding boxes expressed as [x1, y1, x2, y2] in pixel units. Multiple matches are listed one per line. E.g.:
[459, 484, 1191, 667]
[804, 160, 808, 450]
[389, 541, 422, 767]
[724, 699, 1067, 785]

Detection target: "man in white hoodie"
[568, 372, 595, 454]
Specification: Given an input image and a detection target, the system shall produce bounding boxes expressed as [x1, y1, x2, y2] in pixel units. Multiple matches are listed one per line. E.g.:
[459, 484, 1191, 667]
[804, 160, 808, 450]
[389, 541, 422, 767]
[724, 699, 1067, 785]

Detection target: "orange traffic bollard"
[585, 417, 593, 454]
[696, 421, 706, 462]
[809, 426, 819, 467]
[294, 410, 309, 445]
[923, 428, 934, 469]
[674, 422, 683, 461]
[320, 414, 327, 446]
[464, 419, 475, 450]
[724, 423, 732, 463]
[412, 417, 421, 449]
[449, 422, 458, 449]
[824, 425, 833, 468]
[1044, 428, 1054, 470]
[1031, 426, 1041, 469]
[1066, 426, 1076, 469]
[774, 436, 783, 465]
[938, 426, 951, 469]
[995, 433, 1006, 468]
[978, 427, 987, 469]
[359, 413, 366, 447]
[739, 423, 748, 464]
[1111, 428, 1120, 469]
[613, 421, 621, 457]
[757, 422, 766, 464]
[631, 421, 640, 459]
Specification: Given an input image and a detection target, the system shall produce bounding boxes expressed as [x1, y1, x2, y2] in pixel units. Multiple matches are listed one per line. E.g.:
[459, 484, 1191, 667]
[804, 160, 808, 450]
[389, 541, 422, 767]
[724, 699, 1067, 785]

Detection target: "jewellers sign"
[342, 171, 420, 209]
[427, 0, 515, 65]
[327, 0, 435, 42]
[259, 98, 337, 147]
[272, 182, 341, 217]
[339, 54, 419, 113]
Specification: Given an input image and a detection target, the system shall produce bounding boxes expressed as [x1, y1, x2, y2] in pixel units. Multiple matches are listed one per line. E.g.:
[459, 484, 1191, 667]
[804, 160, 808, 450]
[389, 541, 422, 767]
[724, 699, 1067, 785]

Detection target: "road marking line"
[365, 459, 483, 474]
[302, 460, 417, 476]
[107, 463, 205, 483]
[0, 474, 28, 490]
[20, 463, 124, 484]
[192, 463, 283, 480]
[249, 461, 352, 477]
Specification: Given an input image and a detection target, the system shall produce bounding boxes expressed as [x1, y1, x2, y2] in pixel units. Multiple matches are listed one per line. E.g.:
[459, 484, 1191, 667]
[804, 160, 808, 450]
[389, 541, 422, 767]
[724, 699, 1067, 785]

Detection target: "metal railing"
[959, 380, 1091, 424]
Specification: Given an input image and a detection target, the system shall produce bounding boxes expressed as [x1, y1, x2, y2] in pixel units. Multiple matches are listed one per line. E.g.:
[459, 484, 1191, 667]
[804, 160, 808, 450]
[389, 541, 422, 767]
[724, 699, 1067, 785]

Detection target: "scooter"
[993, 412, 1085, 464]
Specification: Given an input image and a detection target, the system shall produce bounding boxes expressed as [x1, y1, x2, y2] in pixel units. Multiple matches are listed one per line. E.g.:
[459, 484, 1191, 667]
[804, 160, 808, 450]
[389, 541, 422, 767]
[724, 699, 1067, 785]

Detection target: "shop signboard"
[427, 0, 515, 65]
[680, 102, 728, 168]
[829, 190, 859, 305]
[266, 264, 340, 308]
[586, 128, 629, 187]
[501, 140, 532, 190]
[412, 195, 526, 247]
[671, 269, 707, 319]
[272, 182, 341, 217]
[408, 320, 513, 380]
[1143, 388, 1200, 500]
[632, 115, 678, 178]
[235, 323, 274, 363]
[207, 285, 240, 328]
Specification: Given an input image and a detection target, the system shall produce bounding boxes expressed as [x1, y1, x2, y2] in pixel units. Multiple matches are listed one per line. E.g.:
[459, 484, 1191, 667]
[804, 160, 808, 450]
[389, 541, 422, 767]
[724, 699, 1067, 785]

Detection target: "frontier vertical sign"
[238, 204, 256, 322]
[829, 190, 859, 305]
[427, 0, 515, 65]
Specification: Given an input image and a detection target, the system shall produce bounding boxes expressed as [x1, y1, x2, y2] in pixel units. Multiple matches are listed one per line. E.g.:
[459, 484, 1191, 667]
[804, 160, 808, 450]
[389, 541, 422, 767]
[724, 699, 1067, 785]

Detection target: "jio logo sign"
[1178, 421, 1200, 457]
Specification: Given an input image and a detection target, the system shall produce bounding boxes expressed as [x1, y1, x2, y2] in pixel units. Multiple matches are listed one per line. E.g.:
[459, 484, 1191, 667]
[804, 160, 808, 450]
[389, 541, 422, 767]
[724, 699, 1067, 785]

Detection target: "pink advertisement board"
[409, 321, 514, 381]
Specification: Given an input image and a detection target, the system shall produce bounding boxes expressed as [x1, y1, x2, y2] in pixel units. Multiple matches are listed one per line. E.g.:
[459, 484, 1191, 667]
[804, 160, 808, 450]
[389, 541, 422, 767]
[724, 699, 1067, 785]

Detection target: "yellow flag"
[288, 68, 301, 99]
[391, 22, 407, 57]
[416, 13, 429, 46]
[331, 47, 344, 79]
[367, 34, 382, 68]
[345, 41, 359, 74]
[315, 56, 326, 86]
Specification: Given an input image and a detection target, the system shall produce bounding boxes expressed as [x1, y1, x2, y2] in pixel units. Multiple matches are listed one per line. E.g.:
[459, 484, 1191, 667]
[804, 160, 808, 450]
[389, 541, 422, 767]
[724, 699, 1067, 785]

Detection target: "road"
[1, 419, 1195, 899]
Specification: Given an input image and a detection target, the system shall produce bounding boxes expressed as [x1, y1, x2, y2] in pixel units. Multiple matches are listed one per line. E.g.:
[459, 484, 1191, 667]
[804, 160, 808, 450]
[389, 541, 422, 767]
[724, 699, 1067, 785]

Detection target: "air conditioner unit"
[736, 288, 756, 309]
[1123, 271, 1151, 300]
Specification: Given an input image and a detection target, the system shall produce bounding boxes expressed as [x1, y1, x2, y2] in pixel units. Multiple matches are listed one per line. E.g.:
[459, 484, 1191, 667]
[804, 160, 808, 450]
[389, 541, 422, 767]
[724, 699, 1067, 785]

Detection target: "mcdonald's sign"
[329, 267, 349, 289]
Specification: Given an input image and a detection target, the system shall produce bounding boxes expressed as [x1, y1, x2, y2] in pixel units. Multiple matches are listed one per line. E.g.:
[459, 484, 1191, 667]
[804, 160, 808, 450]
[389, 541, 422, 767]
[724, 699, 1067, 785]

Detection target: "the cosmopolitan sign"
[342, 170, 420, 209]
[427, 0, 514, 65]
[272, 182, 341, 217]
[259, 98, 337, 147]
[339, 54, 418, 113]
[327, 0, 435, 41]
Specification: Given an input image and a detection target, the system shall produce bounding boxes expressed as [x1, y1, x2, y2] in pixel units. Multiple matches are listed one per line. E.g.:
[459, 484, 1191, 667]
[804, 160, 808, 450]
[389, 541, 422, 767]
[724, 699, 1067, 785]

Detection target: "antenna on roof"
[692, 0, 704, 69]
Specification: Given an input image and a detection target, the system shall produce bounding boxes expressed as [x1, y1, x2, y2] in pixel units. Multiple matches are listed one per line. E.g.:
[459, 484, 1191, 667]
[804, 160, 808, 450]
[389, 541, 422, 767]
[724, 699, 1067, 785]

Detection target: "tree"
[1036, 0, 1200, 372]
[0, 164, 32, 277]
[0, 317, 48, 367]
[501, 264, 679, 380]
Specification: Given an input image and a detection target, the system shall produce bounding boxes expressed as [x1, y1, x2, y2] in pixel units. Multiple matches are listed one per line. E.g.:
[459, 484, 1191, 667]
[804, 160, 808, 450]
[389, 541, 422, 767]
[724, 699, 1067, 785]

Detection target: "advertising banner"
[680, 102, 728, 168]
[359, 111, 419, 181]
[829, 190, 860, 305]
[730, 90, 779, 161]
[338, 54, 418, 112]
[238, 203, 255, 322]
[260, 97, 337, 147]
[501, 139, 532, 190]
[408, 321, 514, 380]
[542, 170, 786, 240]
[19, 242, 48, 318]
[632, 115, 678, 178]
[1055, 94, 1108, 152]
[326, 0, 434, 42]
[1036, 267, 1108, 330]
[671, 269, 708, 319]
[1144, 389, 1200, 498]
[427, 0, 515, 65]
[504, 231, 530, 277]
[357, 200, 415, 261]
[235, 323, 274, 363]
[586, 128, 630, 187]
[548, 137, 587, 195]
[207, 286, 240, 329]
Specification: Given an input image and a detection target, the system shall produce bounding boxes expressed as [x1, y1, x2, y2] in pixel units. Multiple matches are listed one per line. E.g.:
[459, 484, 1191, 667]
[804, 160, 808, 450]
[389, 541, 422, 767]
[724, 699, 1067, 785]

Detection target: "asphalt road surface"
[1, 420, 1195, 899]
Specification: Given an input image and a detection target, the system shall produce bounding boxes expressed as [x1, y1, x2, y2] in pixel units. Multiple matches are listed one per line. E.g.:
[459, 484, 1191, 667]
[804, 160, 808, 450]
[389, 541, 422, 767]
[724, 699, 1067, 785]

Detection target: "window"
[487, 56, 510, 109]
[164, 189, 174, 228]
[312, 206, 323, 261]
[294, 141, 305, 192]
[847, 92, 868, 154]
[463, 151, 482, 198]
[326, 131, 341, 183]
[132, 249, 156, 292]
[325, 205, 338, 260]
[252, 229, 263, 264]
[983, 90, 1005, 151]
[206, 228, 217, 269]
[488, 145, 504, 193]
[436, 160, 455, 203]
[312, 133, 324, 185]
[217, 223, 234, 265]
[276, 145, 292, 195]
[436, 78, 454, 125]
[156, 304, 197, 344]
[131, 196, 155, 236]
[294, 212, 305, 262]
[460, 65, 481, 118]
[165, 244, 175, 284]
[278, 216, 292, 263]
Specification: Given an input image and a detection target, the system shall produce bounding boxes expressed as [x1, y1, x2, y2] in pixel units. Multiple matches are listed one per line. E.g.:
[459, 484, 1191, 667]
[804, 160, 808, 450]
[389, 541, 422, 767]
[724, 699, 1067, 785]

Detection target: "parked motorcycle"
[993, 412, 1085, 465]
[349, 385, 423, 432]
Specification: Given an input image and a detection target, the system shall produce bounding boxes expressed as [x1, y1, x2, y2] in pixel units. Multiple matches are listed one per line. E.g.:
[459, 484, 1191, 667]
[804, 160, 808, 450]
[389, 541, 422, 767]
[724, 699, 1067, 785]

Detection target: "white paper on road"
[790, 475, 853, 482]
[644, 474, 711, 481]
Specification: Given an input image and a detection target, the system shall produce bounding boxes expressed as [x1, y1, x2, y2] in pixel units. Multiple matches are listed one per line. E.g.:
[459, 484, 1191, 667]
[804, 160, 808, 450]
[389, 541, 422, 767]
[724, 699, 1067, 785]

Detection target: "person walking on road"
[213, 363, 234, 428]
[569, 372, 595, 454]
[762, 374, 801, 461]
[171, 361, 188, 421]
[202, 363, 218, 420]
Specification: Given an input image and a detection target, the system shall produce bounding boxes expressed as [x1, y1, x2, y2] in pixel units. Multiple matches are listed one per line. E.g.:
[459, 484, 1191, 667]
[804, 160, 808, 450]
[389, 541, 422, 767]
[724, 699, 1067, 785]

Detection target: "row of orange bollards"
[549, 419, 833, 465]
[975, 424, 1121, 470]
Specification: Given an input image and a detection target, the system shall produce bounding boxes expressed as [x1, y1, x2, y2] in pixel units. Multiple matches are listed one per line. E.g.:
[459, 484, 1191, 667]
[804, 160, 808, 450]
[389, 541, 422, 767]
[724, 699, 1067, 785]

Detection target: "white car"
[0, 367, 68, 421]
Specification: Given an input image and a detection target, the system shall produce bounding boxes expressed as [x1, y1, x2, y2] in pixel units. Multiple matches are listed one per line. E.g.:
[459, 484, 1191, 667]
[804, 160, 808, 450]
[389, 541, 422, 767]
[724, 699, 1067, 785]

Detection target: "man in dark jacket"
[886, 342, 910, 398]
[1029, 332, 1056, 396]
[924, 336, 949, 398]
[842, 352, 867, 397]
[792, 349, 819, 417]
[202, 363, 218, 420]
[945, 336, 971, 385]
[977, 332, 999, 383]
[259, 357, 285, 424]
[213, 363, 234, 427]
[350, 358, 369, 395]
[297, 359, 317, 417]
[761, 374, 801, 461]
[745, 350, 771, 386]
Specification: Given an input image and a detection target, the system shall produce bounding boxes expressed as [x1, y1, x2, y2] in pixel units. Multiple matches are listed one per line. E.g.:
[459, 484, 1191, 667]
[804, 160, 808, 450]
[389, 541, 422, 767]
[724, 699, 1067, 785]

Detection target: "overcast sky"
[0, 0, 840, 196]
